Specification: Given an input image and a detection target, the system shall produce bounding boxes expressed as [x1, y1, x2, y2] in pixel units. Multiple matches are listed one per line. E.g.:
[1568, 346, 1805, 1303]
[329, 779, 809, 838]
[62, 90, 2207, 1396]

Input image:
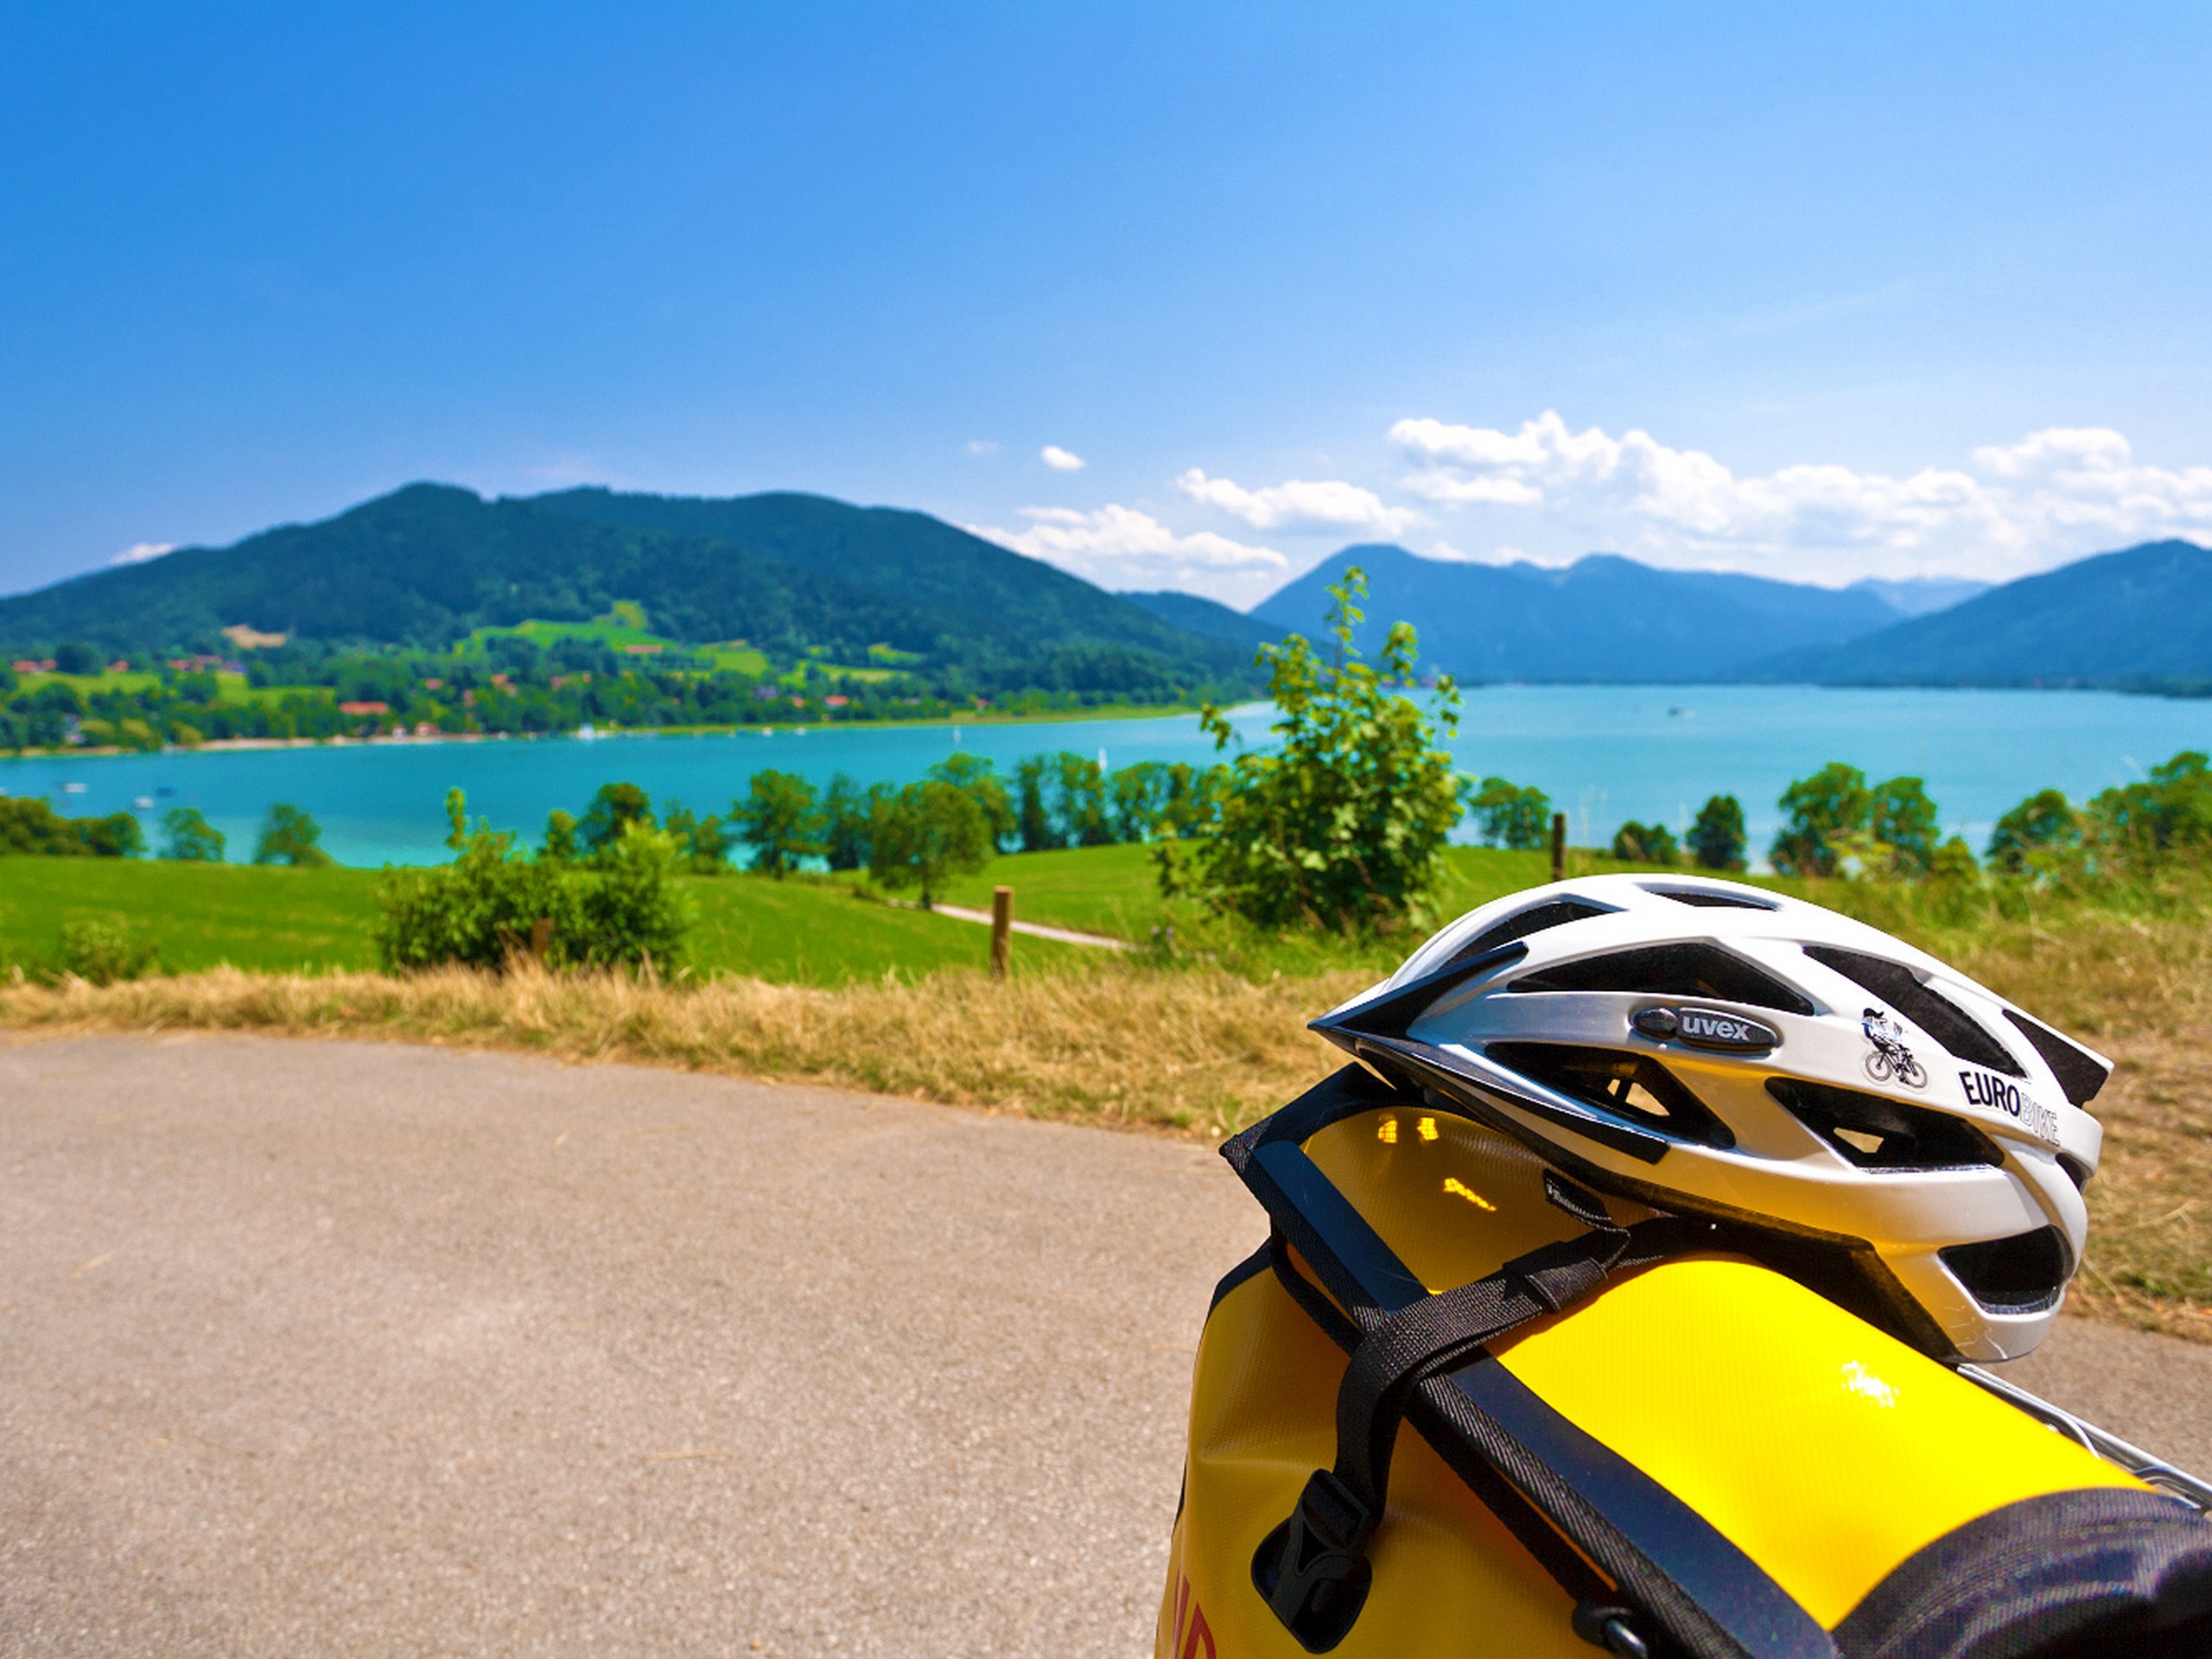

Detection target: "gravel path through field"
[1, 1034, 2205, 1657]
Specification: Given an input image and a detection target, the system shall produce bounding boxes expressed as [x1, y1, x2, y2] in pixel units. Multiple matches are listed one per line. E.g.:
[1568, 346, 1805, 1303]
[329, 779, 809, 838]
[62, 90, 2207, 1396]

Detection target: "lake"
[3, 684, 2206, 868]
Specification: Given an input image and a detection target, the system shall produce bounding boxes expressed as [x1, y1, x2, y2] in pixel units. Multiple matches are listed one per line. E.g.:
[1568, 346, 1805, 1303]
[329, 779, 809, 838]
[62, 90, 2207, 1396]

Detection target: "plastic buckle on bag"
[1250, 1469, 1376, 1653]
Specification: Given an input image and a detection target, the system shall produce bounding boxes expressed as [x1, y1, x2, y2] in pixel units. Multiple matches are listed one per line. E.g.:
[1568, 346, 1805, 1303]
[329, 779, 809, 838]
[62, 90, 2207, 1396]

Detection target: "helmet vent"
[1767, 1077, 2002, 1171]
[1509, 943, 1815, 1015]
[1644, 887, 1778, 911]
[1454, 899, 1615, 962]
[1487, 1043, 1736, 1149]
[2002, 1009, 2111, 1108]
[1802, 947, 2026, 1078]
[1939, 1226, 2070, 1313]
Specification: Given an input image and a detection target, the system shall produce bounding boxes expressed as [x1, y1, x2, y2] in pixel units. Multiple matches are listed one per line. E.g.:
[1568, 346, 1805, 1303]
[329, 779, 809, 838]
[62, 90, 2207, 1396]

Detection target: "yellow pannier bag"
[1159, 1067, 2212, 1659]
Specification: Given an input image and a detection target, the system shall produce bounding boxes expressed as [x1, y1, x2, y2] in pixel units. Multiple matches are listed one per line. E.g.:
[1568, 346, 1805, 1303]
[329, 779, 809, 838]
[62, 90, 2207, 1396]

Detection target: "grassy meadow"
[0, 842, 2206, 1342]
[0, 856, 1080, 986]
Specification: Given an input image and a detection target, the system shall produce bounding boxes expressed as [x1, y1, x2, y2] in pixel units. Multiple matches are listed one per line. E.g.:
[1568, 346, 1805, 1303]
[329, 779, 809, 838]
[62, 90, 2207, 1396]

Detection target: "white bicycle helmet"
[1313, 874, 2110, 1363]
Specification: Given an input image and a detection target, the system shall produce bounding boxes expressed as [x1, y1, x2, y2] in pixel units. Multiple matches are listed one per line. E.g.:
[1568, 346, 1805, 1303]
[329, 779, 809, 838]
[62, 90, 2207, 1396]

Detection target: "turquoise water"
[2, 685, 2206, 867]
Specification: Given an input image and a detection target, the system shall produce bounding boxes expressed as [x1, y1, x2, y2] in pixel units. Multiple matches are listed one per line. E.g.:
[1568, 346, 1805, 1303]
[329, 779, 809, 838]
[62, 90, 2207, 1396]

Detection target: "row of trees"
[1, 628, 1216, 754]
[1591, 752, 2212, 888]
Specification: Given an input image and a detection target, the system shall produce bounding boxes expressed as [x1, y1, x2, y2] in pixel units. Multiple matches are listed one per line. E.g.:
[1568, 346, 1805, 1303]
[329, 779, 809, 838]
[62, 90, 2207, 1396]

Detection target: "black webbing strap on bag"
[1223, 1066, 1840, 1659]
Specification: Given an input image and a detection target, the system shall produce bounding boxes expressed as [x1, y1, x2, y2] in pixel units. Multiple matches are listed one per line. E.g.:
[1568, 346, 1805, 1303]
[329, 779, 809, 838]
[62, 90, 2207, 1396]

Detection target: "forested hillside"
[0, 484, 1255, 701]
[1739, 539, 2212, 689]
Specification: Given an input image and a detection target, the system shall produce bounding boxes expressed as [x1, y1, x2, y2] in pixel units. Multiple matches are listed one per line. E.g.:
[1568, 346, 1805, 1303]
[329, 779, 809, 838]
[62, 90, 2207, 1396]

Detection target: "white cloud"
[1040, 444, 1086, 472]
[111, 542, 175, 566]
[1388, 411, 2212, 581]
[1174, 468, 1423, 537]
[965, 439, 1000, 456]
[969, 504, 1286, 601]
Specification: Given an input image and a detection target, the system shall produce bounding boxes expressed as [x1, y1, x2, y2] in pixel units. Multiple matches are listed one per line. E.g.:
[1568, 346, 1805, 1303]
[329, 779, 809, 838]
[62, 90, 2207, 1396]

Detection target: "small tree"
[2088, 751, 2212, 863]
[1773, 765, 1947, 880]
[541, 809, 582, 862]
[729, 769, 823, 877]
[869, 779, 989, 907]
[1470, 777, 1552, 851]
[1156, 761, 1228, 840]
[81, 812, 145, 858]
[929, 753, 1017, 852]
[1187, 568, 1463, 931]
[1109, 761, 1170, 842]
[577, 782, 655, 856]
[254, 803, 331, 867]
[1770, 762, 1872, 877]
[685, 810, 732, 874]
[1610, 820, 1679, 865]
[161, 806, 226, 862]
[1872, 776, 1940, 877]
[1986, 788, 2080, 875]
[1014, 756, 1062, 851]
[1686, 795, 1748, 871]
[1053, 752, 1114, 847]
[819, 773, 879, 871]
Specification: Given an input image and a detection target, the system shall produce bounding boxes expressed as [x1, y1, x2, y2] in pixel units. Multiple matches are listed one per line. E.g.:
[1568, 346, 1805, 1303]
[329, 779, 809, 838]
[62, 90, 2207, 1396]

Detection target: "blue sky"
[4, 3, 2212, 604]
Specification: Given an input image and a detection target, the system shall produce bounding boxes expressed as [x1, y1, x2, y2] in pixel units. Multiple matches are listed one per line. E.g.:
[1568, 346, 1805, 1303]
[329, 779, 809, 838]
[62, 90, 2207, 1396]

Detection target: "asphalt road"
[3, 1035, 2208, 1658]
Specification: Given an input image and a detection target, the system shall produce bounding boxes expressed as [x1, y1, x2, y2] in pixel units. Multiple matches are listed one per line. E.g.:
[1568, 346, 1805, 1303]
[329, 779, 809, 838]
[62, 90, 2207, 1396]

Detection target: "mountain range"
[2, 479, 2201, 691]
[1244, 545, 1913, 682]
[0, 484, 1255, 699]
[1740, 539, 2212, 688]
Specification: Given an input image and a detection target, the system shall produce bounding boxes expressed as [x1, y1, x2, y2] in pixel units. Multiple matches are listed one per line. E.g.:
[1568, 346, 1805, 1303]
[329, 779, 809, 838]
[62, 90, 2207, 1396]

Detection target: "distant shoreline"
[0, 700, 1222, 763]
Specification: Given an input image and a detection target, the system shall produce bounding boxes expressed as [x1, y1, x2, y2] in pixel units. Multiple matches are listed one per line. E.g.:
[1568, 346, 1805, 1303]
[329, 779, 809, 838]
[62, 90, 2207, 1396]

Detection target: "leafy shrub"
[162, 806, 226, 861]
[376, 793, 576, 971]
[375, 791, 687, 973]
[1183, 568, 1464, 931]
[254, 803, 332, 867]
[0, 798, 143, 857]
[569, 823, 690, 968]
[48, 918, 159, 984]
[0, 798, 87, 855]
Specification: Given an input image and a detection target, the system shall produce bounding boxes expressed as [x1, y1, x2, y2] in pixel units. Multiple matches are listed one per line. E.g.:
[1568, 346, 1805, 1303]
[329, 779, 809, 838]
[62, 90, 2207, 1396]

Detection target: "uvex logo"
[1631, 1005, 1780, 1052]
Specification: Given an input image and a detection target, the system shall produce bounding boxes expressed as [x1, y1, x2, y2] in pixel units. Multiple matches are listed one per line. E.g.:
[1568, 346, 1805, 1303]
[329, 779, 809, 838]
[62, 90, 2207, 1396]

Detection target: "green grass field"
[0, 859, 387, 973]
[932, 841, 1564, 942]
[0, 857, 1077, 986]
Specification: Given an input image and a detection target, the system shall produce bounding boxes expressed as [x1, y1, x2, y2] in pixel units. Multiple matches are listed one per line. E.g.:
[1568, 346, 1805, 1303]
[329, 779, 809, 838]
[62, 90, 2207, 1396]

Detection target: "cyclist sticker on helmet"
[1961, 1066, 2063, 1146]
[1860, 1007, 1928, 1088]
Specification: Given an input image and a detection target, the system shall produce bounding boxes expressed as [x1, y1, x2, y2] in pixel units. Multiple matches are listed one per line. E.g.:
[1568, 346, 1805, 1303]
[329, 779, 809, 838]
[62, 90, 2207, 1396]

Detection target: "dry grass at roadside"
[3, 887, 2207, 1340]
[0, 961, 1368, 1141]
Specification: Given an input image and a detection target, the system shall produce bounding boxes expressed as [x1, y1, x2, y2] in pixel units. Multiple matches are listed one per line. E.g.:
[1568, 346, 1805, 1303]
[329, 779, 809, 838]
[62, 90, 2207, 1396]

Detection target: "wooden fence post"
[530, 917, 553, 962]
[1550, 813, 1567, 884]
[990, 887, 1014, 981]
